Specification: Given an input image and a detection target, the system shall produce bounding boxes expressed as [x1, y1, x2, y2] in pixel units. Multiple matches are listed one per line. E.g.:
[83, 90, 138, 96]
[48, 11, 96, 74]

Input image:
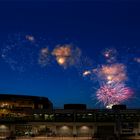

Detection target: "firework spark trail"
[94, 63, 133, 108]
[96, 82, 133, 107]
[82, 63, 127, 84]
[1, 34, 82, 71]
[38, 47, 50, 67]
[102, 48, 117, 63]
[134, 57, 140, 63]
[83, 70, 91, 76]
[25, 35, 35, 42]
[52, 44, 81, 68]
[1, 34, 39, 72]
[52, 45, 71, 67]
[1, 33, 136, 108]
[97, 63, 127, 83]
[80, 48, 133, 108]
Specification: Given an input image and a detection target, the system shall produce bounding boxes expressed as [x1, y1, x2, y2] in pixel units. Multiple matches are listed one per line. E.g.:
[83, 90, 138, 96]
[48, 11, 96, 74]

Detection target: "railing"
[0, 113, 140, 123]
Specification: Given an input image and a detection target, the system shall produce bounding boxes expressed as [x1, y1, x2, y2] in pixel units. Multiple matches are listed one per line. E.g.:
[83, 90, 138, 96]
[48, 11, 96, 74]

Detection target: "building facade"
[0, 94, 139, 139]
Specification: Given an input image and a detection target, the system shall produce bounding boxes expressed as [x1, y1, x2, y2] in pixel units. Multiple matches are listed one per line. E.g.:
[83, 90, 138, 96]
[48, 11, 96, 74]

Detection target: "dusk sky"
[0, 1, 140, 108]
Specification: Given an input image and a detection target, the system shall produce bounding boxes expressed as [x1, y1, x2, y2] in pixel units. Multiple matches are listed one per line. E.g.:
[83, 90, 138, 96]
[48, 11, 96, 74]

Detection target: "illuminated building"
[0, 94, 139, 139]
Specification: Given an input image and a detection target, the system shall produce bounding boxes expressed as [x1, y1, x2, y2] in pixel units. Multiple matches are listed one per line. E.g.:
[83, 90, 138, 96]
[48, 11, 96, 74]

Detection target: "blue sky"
[0, 1, 140, 108]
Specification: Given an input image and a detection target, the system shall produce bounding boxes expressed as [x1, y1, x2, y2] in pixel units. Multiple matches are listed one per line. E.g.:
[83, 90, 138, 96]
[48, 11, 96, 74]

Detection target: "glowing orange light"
[57, 57, 66, 65]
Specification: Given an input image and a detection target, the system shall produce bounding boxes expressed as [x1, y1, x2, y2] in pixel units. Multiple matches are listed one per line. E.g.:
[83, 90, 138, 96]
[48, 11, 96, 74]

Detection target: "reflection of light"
[61, 126, 69, 130]
[80, 126, 89, 130]
[88, 113, 92, 116]
[1, 103, 8, 108]
[0, 125, 8, 131]
[0, 109, 9, 114]
[0, 125, 7, 129]
[79, 126, 90, 133]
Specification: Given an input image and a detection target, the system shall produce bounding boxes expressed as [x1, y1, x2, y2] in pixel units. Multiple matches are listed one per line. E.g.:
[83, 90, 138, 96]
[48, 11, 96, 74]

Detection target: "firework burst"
[96, 82, 133, 108]
[97, 63, 127, 83]
[52, 44, 81, 68]
[103, 48, 117, 63]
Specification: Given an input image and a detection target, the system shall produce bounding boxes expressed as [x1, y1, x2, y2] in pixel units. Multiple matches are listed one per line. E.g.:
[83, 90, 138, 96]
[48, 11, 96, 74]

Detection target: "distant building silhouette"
[64, 104, 86, 110]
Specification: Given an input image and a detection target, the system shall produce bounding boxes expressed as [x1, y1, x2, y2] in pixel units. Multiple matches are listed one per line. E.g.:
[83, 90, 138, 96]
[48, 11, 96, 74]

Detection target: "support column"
[9, 124, 15, 133]
[53, 125, 57, 135]
[92, 123, 95, 136]
[73, 124, 77, 136]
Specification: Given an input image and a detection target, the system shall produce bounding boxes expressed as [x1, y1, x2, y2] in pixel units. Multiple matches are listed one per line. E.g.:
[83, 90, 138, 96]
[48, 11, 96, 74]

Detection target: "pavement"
[3, 136, 140, 140]
[16, 136, 92, 140]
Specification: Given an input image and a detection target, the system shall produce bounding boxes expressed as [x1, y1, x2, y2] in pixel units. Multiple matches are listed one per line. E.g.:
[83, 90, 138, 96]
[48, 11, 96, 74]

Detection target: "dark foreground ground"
[13, 136, 140, 140]
[1, 136, 140, 140]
